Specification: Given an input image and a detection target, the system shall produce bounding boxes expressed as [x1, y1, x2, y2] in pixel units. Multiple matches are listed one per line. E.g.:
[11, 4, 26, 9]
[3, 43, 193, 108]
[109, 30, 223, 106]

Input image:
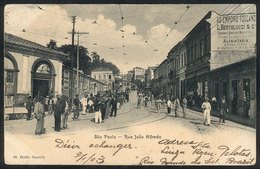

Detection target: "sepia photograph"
[3, 3, 257, 165]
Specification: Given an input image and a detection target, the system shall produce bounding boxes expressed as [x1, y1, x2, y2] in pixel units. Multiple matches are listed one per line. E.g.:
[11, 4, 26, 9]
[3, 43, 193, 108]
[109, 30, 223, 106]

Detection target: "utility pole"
[75, 31, 89, 94]
[70, 16, 76, 101]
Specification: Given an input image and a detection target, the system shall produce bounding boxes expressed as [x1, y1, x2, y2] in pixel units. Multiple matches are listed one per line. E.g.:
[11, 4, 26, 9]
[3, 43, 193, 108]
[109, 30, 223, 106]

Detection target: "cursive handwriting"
[55, 138, 80, 149]
[139, 156, 155, 165]
[218, 145, 251, 157]
[161, 146, 184, 161]
[158, 139, 198, 146]
[226, 157, 255, 165]
[160, 157, 186, 165]
[89, 141, 136, 156]
[75, 151, 105, 165]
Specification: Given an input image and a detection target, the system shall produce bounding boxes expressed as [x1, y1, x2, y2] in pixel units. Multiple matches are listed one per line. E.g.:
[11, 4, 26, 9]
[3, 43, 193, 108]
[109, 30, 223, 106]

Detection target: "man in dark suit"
[54, 95, 65, 131]
[110, 95, 117, 117]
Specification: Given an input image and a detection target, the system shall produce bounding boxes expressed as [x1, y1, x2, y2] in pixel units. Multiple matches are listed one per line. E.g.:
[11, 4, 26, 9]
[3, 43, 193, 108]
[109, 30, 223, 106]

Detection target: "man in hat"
[219, 96, 228, 123]
[73, 94, 80, 120]
[201, 97, 211, 126]
[25, 95, 33, 120]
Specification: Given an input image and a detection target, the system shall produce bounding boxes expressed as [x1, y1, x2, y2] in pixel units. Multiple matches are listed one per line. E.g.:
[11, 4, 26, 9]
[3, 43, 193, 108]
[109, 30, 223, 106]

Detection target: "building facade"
[133, 67, 145, 82]
[145, 66, 157, 88]
[150, 11, 256, 125]
[91, 67, 115, 91]
[4, 33, 65, 108]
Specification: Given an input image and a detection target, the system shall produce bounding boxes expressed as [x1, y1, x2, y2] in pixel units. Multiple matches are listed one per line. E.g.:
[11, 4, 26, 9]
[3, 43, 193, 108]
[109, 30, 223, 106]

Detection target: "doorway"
[33, 79, 50, 98]
[231, 80, 238, 114]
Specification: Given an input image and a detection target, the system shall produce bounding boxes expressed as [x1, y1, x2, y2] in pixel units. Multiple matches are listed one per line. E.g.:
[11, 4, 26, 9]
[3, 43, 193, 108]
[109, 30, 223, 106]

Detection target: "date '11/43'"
[74, 151, 105, 165]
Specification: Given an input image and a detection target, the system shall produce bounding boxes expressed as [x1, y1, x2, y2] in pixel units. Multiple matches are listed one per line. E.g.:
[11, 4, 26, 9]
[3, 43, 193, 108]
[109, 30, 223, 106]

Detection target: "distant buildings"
[133, 67, 145, 82]
[145, 66, 157, 88]
[91, 67, 115, 91]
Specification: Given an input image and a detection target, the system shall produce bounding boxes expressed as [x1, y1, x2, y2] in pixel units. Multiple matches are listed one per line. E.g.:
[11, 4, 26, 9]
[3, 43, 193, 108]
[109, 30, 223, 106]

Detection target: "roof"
[91, 67, 113, 72]
[4, 33, 68, 57]
[133, 67, 144, 70]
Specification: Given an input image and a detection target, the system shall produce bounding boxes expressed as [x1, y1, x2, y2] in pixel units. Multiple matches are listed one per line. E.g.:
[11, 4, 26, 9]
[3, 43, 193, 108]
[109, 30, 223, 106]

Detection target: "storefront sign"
[208, 12, 256, 71]
[210, 12, 256, 51]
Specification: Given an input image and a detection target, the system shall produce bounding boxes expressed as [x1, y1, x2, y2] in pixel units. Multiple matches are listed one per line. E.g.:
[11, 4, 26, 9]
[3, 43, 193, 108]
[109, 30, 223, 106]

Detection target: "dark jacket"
[94, 97, 101, 112]
[54, 99, 66, 115]
[25, 99, 33, 110]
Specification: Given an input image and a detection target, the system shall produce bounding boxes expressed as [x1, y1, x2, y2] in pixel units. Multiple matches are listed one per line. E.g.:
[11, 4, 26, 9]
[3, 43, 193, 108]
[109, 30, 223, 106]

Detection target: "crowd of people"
[24, 89, 130, 135]
[136, 90, 228, 127]
[24, 87, 229, 135]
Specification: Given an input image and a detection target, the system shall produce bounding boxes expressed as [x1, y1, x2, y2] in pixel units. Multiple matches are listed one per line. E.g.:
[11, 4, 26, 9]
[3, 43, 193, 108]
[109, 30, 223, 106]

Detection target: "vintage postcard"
[4, 4, 256, 165]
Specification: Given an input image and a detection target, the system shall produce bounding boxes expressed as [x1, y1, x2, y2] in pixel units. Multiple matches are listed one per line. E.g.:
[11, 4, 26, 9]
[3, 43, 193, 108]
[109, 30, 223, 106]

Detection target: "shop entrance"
[231, 80, 238, 114]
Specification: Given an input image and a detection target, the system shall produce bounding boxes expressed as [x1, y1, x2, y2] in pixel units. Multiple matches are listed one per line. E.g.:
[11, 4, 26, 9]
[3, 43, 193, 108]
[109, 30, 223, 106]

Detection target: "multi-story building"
[91, 67, 115, 91]
[150, 10, 256, 126]
[127, 70, 134, 82]
[133, 67, 145, 82]
[145, 66, 157, 88]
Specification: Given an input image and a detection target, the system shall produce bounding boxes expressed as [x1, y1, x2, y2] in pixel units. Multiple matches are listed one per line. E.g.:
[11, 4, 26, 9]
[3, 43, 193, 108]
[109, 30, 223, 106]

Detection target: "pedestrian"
[110, 95, 117, 117]
[167, 97, 172, 114]
[44, 96, 50, 113]
[62, 96, 70, 129]
[80, 94, 88, 115]
[54, 94, 65, 132]
[219, 96, 228, 123]
[157, 97, 162, 113]
[34, 96, 46, 135]
[73, 94, 80, 120]
[94, 94, 103, 124]
[100, 93, 106, 121]
[48, 95, 54, 115]
[182, 97, 187, 118]
[201, 97, 211, 126]
[174, 97, 180, 117]
[25, 95, 33, 120]
[87, 94, 94, 113]
[137, 95, 141, 109]
[105, 95, 111, 119]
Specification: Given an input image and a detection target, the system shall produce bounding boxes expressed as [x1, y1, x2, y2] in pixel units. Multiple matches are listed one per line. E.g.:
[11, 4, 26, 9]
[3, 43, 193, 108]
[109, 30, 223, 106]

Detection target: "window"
[109, 75, 112, 80]
[205, 35, 210, 54]
[104, 74, 106, 79]
[200, 39, 204, 57]
[35, 64, 51, 74]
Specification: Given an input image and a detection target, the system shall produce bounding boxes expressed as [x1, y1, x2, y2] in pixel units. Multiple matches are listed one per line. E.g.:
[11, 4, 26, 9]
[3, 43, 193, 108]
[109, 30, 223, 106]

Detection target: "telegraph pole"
[70, 16, 76, 101]
[75, 31, 89, 94]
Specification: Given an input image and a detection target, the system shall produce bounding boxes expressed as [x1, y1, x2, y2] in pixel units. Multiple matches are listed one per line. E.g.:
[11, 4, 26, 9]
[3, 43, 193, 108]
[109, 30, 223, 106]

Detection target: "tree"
[57, 44, 91, 75]
[89, 52, 120, 75]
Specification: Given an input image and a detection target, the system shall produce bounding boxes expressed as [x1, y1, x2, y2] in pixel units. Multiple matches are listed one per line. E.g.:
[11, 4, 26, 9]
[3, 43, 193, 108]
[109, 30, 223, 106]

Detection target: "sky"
[4, 4, 256, 73]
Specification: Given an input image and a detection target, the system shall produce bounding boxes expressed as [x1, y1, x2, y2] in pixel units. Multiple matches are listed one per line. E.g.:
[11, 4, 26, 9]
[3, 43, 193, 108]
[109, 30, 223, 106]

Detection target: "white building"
[4, 33, 67, 109]
[91, 67, 115, 91]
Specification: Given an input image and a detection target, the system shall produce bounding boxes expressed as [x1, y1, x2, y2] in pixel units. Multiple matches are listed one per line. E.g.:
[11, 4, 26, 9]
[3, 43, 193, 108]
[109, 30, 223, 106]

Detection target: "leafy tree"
[57, 44, 91, 75]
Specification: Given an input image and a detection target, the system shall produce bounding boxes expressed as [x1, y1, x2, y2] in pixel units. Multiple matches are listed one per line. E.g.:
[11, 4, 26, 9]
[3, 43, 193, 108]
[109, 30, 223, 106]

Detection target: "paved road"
[4, 91, 256, 165]
[5, 91, 255, 136]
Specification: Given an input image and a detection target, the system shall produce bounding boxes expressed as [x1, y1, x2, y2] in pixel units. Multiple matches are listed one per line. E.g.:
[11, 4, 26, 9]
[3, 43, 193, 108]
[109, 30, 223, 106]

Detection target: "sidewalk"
[188, 106, 255, 128]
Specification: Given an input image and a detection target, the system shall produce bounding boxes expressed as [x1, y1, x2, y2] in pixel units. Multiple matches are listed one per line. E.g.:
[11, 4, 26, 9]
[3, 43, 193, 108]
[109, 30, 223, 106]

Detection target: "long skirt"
[35, 114, 45, 135]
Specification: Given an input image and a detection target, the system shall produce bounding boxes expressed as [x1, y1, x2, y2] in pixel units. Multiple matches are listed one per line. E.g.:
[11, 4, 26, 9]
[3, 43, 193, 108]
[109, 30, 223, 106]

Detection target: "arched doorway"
[31, 59, 56, 98]
[4, 53, 19, 107]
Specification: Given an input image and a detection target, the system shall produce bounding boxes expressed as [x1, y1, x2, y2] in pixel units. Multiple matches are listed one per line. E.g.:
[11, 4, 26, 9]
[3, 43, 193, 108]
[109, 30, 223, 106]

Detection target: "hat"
[205, 97, 209, 101]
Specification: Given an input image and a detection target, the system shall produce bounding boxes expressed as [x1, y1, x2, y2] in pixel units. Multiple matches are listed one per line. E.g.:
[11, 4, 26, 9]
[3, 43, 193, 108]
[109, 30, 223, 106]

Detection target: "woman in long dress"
[34, 97, 46, 135]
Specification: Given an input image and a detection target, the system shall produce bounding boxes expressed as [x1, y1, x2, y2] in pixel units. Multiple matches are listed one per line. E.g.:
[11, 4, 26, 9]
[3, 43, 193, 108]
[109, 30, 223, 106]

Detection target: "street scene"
[4, 4, 256, 165]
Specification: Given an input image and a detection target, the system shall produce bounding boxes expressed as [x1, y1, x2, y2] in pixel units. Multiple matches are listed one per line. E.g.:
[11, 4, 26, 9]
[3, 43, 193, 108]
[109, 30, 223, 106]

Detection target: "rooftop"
[91, 67, 113, 72]
[4, 33, 68, 57]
